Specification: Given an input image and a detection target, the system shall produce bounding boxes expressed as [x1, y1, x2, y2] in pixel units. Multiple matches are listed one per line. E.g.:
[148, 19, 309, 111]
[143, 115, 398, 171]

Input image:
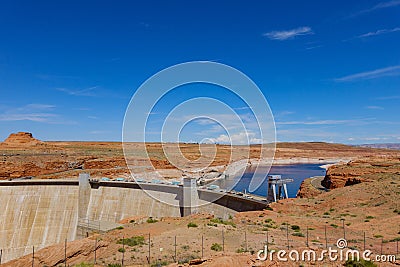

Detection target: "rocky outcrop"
[322, 157, 400, 189]
[2, 132, 42, 146]
[296, 178, 323, 198]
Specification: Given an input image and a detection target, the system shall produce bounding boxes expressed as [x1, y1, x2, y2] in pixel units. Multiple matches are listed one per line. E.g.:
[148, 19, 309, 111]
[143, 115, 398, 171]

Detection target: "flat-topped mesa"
[2, 132, 43, 146]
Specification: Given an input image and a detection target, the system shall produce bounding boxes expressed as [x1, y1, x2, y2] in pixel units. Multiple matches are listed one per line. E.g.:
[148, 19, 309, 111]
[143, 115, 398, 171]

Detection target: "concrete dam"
[0, 176, 266, 263]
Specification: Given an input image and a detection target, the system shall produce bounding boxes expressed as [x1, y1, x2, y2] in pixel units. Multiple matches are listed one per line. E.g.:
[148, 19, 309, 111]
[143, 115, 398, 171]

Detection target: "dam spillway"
[0, 177, 267, 263]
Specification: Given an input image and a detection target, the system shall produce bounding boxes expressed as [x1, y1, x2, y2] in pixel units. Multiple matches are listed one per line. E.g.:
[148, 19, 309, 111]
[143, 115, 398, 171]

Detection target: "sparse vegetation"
[147, 217, 158, 223]
[117, 236, 145, 247]
[291, 225, 300, 231]
[211, 243, 223, 251]
[292, 232, 305, 237]
[73, 263, 94, 267]
[116, 226, 124, 230]
[210, 218, 236, 227]
[187, 222, 198, 228]
[344, 258, 377, 267]
[151, 261, 169, 267]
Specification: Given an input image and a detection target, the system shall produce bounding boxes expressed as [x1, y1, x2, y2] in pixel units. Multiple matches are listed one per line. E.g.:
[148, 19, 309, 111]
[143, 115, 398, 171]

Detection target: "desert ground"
[1, 132, 400, 266]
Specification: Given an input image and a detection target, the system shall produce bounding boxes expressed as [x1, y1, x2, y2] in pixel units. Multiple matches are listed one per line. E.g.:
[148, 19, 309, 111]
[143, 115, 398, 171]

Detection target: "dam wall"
[0, 178, 266, 262]
[0, 185, 79, 263]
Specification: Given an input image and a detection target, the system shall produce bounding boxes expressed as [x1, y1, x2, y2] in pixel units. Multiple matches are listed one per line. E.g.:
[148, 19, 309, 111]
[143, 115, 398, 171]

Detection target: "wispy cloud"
[56, 86, 98, 97]
[263, 27, 313, 41]
[376, 95, 400, 100]
[365, 105, 384, 110]
[349, 0, 400, 17]
[334, 65, 400, 82]
[0, 103, 57, 123]
[277, 118, 374, 126]
[356, 27, 400, 38]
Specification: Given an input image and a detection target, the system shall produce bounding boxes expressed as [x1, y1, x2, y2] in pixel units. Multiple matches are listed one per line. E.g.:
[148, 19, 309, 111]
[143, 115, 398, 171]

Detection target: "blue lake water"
[217, 163, 327, 198]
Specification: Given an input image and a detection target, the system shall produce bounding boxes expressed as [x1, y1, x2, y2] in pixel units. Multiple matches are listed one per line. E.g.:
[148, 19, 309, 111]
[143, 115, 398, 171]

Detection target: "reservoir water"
[218, 163, 327, 198]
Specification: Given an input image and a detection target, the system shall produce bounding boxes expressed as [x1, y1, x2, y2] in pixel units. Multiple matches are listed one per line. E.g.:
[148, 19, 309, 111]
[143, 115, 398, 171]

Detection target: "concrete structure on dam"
[0, 174, 267, 262]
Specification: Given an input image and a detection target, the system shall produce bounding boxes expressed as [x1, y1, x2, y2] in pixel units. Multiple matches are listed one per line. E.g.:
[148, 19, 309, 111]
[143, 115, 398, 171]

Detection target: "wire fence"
[0, 222, 399, 266]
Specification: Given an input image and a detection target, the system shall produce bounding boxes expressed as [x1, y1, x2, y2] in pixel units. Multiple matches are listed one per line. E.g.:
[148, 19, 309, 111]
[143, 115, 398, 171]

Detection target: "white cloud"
[56, 86, 98, 96]
[206, 131, 263, 145]
[365, 105, 384, 110]
[263, 27, 313, 41]
[357, 27, 400, 38]
[0, 103, 57, 122]
[350, 0, 400, 17]
[335, 65, 400, 82]
[377, 95, 400, 100]
[277, 118, 373, 126]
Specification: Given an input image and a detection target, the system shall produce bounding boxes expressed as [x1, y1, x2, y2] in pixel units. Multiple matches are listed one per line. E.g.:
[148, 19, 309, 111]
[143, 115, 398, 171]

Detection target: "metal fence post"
[0, 248, 2, 265]
[174, 236, 177, 262]
[122, 235, 125, 267]
[94, 238, 97, 265]
[201, 235, 204, 258]
[32, 246, 34, 267]
[65, 238, 67, 267]
[148, 233, 151, 264]
[244, 230, 247, 252]
[363, 232, 366, 251]
[286, 223, 289, 250]
[222, 229, 225, 252]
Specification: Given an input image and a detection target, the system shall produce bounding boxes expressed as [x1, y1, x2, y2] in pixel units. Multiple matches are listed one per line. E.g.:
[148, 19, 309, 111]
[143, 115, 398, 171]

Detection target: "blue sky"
[0, 0, 399, 144]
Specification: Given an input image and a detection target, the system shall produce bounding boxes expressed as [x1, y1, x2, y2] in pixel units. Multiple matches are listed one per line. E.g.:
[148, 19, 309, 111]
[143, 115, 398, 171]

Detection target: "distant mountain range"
[356, 143, 400, 150]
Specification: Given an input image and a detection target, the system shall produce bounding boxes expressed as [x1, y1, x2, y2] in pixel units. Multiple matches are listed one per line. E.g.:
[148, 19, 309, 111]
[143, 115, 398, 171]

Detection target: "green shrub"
[344, 258, 377, 267]
[150, 261, 169, 267]
[73, 263, 94, 267]
[147, 217, 158, 223]
[291, 225, 300, 231]
[210, 218, 236, 227]
[330, 224, 338, 228]
[211, 243, 223, 251]
[117, 236, 145, 247]
[107, 264, 122, 267]
[187, 222, 198, 228]
[292, 232, 305, 237]
[116, 226, 124, 230]
[118, 247, 126, 253]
